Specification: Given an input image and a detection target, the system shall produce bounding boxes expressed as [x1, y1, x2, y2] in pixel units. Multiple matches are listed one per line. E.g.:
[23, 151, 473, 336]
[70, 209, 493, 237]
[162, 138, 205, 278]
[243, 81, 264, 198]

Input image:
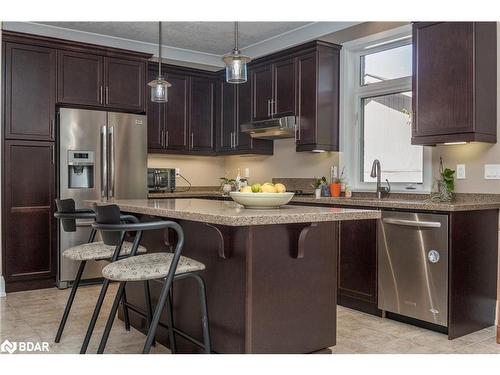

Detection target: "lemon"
[240, 186, 252, 193]
[274, 183, 286, 193]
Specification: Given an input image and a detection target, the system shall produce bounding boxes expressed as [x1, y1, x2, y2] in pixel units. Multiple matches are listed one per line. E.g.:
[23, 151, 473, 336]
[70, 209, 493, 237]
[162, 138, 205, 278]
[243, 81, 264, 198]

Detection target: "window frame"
[340, 25, 432, 193]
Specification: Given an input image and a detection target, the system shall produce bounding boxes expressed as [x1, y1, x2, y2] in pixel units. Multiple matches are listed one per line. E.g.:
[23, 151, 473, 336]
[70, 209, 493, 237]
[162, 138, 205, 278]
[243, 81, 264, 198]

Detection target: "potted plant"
[312, 177, 327, 198]
[330, 178, 342, 197]
[220, 177, 236, 196]
[431, 157, 455, 202]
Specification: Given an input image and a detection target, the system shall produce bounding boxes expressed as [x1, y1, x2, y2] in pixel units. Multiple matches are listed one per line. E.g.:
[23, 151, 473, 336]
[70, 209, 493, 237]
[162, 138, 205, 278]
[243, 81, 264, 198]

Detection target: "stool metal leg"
[97, 281, 127, 354]
[143, 277, 173, 354]
[192, 273, 211, 354]
[121, 289, 131, 331]
[166, 289, 176, 353]
[80, 278, 111, 354]
[143, 280, 156, 347]
[55, 260, 86, 343]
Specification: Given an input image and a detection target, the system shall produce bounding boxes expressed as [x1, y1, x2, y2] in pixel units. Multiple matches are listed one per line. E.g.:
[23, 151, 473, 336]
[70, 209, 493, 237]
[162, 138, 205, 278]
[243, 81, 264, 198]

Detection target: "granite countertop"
[148, 190, 500, 212]
[88, 198, 380, 226]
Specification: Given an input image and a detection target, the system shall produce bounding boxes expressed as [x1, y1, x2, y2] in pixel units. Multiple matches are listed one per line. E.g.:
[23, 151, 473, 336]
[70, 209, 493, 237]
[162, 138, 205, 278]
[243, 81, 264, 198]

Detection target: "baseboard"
[0, 276, 6, 297]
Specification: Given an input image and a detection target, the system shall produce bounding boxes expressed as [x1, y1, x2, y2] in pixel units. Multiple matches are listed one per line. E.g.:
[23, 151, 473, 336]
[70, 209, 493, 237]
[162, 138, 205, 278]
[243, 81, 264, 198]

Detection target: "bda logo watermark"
[1, 339, 49, 354]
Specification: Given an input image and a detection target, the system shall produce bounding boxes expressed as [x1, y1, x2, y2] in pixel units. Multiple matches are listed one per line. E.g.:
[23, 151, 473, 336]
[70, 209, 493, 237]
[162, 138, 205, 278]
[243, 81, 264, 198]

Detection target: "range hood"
[240, 116, 296, 139]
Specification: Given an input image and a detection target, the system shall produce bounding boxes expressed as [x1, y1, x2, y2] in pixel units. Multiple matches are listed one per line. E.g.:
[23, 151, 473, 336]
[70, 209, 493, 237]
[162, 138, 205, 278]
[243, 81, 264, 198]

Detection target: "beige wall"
[148, 153, 225, 187]
[148, 139, 339, 187]
[224, 139, 339, 184]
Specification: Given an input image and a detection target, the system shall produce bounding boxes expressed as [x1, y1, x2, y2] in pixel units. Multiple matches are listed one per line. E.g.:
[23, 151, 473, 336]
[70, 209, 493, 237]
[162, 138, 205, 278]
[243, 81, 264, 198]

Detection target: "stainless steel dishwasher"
[378, 210, 448, 327]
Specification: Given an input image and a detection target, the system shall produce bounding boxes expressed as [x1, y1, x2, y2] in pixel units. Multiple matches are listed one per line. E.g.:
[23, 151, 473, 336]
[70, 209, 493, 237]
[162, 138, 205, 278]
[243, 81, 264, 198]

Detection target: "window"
[341, 27, 432, 193]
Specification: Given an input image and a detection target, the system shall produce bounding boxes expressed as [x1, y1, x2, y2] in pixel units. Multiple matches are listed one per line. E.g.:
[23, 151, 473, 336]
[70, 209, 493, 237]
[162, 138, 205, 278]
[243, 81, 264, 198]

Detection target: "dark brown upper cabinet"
[251, 58, 296, 121]
[165, 72, 189, 151]
[272, 58, 296, 117]
[215, 74, 273, 155]
[3, 42, 56, 141]
[295, 45, 340, 152]
[57, 50, 103, 107]
[189, 76, 215, 152]
[251, 64, 274, 121]
[3, 140, 57, 292]
[58, 52, 146, 112]
[104, 57, 146, 112]
[412, 22, 497, 145]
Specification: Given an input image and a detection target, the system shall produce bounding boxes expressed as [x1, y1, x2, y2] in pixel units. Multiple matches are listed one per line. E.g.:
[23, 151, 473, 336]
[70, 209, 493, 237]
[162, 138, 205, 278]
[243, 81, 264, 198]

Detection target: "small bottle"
[345, 185, 352, 198]
[235, 168, 241, 191]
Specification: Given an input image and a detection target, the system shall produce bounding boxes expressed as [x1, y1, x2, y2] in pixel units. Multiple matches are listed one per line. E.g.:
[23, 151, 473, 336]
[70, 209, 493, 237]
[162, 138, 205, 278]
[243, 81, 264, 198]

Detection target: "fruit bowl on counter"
[229, 183, 294, 209]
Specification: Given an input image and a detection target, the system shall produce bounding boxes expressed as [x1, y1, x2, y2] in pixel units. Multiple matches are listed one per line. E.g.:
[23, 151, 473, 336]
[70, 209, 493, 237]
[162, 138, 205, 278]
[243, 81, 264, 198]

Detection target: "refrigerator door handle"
[101, 125, 107, 198]
[109, 125, 115, 198]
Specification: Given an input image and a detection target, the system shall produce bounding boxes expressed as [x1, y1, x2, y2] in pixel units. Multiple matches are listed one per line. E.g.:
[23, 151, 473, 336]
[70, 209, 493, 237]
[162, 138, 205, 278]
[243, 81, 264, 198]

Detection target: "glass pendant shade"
[223, 22, 251, 84]
[148, 75, 172, 102]
[223, 50, 251, 84]
[149, 22, 171, 103]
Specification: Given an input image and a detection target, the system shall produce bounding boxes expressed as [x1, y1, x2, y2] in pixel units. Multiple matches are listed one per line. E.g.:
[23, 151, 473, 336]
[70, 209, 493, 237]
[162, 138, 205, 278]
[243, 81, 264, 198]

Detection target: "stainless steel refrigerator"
[58, 108, 147, 288]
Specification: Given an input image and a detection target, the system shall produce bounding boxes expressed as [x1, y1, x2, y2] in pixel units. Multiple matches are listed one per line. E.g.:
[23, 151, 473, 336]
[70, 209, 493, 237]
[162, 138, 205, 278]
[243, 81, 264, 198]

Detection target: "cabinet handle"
[267, 99, 271, 117]
[191, 132, 194, 149]
[165, 130, 169, 147]
[51, 145, 55, 165]
[234, 131, 238, 148]
[99, 86, 103, 104]
[160, 129, 165, 147]
[105, 86, 109, 104]
[50, 119, 55, 140]
[273, 99, 277, 116]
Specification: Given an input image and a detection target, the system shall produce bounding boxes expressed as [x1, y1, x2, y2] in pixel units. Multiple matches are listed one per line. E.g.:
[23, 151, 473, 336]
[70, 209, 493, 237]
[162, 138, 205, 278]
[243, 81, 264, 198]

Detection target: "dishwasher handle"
[382, 218, 442, 228]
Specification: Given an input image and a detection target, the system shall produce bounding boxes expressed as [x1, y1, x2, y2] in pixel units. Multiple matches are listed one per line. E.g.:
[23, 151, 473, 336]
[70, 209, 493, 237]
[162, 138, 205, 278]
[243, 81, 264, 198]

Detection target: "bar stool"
[91, 204, 211, 354]
[53, 199, 147, 351]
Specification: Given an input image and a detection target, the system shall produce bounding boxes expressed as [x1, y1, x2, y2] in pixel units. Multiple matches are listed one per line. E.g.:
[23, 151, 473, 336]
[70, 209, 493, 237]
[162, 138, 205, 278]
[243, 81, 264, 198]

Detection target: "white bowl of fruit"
[229, 183, 294, 209]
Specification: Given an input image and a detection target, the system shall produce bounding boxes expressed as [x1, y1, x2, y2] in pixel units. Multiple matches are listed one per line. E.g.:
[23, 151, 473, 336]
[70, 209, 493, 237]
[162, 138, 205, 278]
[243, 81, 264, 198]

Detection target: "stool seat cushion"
[101, 253, 205, 282]
[62, 241, 147, 261]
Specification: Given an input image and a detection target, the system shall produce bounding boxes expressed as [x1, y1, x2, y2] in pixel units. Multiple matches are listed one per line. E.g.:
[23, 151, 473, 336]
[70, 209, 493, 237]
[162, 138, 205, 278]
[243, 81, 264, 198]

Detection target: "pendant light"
[223, 22, 251, 84]
[148, 22, 171, 102]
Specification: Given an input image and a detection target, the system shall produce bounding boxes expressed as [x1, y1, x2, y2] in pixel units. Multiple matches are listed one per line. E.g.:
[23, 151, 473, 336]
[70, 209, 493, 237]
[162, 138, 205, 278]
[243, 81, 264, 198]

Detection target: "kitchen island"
[90, 198, 380, 353]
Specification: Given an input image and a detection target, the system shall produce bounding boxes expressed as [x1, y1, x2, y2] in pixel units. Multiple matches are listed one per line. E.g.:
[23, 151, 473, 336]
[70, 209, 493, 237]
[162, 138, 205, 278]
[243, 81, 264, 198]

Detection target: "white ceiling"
[3, 21, 360, 69]
[36, 22, 312, 55]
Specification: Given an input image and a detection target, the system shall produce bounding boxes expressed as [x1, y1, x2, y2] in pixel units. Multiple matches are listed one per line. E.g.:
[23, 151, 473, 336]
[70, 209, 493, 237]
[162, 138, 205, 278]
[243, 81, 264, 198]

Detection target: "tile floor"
[1, 284, 499, 354]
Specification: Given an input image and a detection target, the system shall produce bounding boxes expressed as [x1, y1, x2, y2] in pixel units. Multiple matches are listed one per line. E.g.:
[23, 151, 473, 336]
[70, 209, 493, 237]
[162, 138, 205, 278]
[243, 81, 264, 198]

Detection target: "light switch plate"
[484, 164, 500, 179]
[456, 164, 466, 179]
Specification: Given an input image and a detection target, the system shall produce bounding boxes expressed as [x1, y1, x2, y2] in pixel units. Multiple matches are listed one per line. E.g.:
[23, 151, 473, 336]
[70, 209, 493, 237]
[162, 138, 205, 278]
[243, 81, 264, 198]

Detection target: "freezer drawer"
[378, 211, 448, 327]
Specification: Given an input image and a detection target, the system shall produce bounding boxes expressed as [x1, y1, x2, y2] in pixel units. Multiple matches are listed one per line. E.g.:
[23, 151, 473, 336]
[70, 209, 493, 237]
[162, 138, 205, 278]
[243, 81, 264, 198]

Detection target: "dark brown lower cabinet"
[2, 140, 57, 292]
[337, 219, 380, 316]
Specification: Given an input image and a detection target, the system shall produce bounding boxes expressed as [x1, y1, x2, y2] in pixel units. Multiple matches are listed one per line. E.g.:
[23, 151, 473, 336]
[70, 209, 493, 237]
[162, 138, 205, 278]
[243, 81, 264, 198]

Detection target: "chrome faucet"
[370, 159, 391, 199]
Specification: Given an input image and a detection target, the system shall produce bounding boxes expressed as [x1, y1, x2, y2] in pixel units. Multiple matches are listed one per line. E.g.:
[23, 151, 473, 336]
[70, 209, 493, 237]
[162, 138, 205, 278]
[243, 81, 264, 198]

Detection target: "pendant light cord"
[234, 21, 238, 51]
[158, 22, 162, 77]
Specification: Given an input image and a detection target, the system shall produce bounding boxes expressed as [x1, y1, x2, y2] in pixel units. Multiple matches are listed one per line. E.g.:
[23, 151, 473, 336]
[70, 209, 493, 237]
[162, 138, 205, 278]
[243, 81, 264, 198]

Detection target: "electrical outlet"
[484, 164, 500, 179]
[244, 168, 250, 178]
[456, 164, 466, 179]
[175, 168, 180, 176]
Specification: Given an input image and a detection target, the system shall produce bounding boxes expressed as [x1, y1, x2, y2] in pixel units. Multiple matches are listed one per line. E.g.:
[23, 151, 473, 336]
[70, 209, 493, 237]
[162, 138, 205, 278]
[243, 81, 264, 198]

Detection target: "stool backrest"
[94, 204, 123, 246]
[55, 198, 77, 232]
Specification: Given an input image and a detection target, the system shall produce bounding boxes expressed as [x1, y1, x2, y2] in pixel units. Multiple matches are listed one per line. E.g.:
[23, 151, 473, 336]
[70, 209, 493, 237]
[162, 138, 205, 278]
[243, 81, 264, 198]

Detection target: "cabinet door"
[189, 76, 214, 152]
[147, 69, 165, 150]
[338, 220, 378, 306]
[251, 64, 273, 121]
[413, 22, 474, 137]
[104, 57, 145, 112]
[3, 140, 56, 291]
[296, 52, 317, 146]
[165, 73, 189, 150]
[273, 58, 296, 117]
[57, 51, 104, 106]
[4, 43, 56, 141]
[217, 79, 237, 152]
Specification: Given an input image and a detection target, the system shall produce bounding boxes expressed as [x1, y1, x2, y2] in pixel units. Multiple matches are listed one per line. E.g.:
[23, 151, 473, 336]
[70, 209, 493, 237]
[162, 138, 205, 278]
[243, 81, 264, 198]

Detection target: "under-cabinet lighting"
[311, 149, 326, 153]
[442, 142, 467, 145]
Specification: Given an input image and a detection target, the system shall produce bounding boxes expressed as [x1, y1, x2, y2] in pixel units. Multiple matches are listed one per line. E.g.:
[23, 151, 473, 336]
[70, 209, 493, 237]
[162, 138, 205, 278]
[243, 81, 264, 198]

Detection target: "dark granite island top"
[87, 199, 379, 354]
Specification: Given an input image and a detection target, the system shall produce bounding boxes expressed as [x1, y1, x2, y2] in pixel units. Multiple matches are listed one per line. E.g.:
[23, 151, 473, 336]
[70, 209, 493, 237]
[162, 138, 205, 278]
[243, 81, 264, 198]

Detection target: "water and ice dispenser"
[67, 150, 94, 189]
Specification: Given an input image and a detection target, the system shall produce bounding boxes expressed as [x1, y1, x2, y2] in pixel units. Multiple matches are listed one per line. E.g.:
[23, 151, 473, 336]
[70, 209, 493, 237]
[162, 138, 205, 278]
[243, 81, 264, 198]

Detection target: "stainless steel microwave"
[147, 168, 176, 193]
